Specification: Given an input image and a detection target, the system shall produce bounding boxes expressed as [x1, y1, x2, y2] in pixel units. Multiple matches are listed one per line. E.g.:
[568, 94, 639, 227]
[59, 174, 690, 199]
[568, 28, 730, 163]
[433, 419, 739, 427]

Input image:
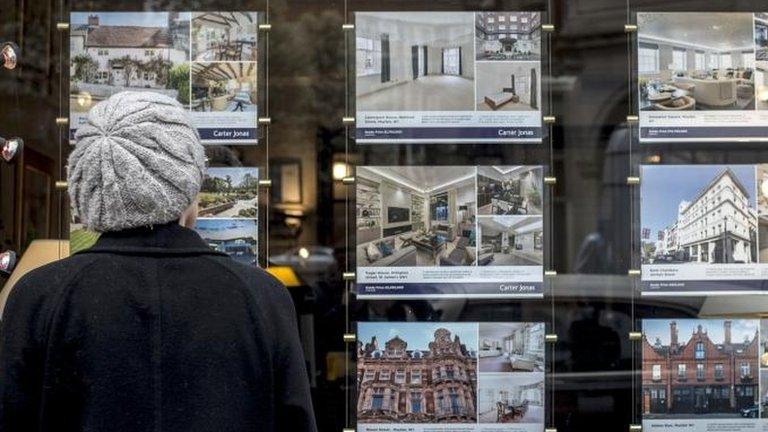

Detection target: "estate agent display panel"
[357, 322, 546, 432]
[639, 164, 768, 294]
[641, 319, 768, 432]
[69, 11, 260, 144]
[355, 12, 542, 143]
[637, 12, 768, 142]
[355, 166, 544, 298]
[71, 167, 259, 265]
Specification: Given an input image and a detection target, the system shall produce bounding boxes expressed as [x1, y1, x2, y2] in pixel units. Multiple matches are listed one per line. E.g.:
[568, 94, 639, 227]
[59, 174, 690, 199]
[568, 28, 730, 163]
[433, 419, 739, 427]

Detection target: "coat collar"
[77, 221, 228, 257]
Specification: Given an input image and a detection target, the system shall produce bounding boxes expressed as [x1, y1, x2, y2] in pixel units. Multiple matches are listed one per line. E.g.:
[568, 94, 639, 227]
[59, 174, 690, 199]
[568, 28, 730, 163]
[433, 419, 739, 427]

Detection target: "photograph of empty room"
[478, 373, 545, 424]
[478, 323, 545, 372]
[477, 166, 542, 215]
[356, 166, 478, 268]
[355, 12, 474, 111]
[477, 216, 543, 266]
[191, 62, 256, 112]
[476, 62, 539, 111]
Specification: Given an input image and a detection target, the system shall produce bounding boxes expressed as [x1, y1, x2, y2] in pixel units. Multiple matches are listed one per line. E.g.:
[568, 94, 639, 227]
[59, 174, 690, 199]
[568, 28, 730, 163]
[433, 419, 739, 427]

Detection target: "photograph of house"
[641, 165, 758, 265]
[355, 12, 475, 111]
[478, 373, 544, 424]
[637, 13, 755, 111]
[475, 12, 541, 61]
[477, 166, 542, 215]
[191, 62, 257, 112]
[70, 12, 190, 112]
[477, 217, 543, 266]
[356, 166, 477, 268]
[478, 323, 545, 373]
[476, 62, 539, 111]
[194, 218, 258, 266]
[191, 12, 258, 62]
[199, 167, 259, 218]
[642, 319, 759, 418]
[356, 322, 478, 424]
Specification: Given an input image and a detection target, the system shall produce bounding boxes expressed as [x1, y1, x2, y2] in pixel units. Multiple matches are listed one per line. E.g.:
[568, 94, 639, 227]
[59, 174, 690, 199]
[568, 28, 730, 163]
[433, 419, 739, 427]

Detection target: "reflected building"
[357, 328, 477, 423]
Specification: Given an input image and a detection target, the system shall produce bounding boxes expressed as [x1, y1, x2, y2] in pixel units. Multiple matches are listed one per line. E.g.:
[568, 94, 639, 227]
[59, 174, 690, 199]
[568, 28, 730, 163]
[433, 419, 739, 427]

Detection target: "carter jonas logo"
[498, 129, 534, 137]
[499, 283, 537, 293]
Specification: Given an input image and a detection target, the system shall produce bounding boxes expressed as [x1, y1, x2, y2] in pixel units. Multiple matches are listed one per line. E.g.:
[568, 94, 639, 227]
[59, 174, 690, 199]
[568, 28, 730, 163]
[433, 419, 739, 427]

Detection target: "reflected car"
[268, 246, 338, 286]
[741, 404, 759, 418]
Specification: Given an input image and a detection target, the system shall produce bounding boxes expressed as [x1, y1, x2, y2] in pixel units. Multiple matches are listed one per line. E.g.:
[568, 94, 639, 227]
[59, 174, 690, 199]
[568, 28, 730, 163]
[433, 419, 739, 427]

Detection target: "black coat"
[0, 222, 317, 432]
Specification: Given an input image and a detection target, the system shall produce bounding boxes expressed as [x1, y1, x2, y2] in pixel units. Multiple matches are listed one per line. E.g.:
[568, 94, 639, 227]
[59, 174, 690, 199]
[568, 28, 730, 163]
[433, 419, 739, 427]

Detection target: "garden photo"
[199, 167, 259, 218]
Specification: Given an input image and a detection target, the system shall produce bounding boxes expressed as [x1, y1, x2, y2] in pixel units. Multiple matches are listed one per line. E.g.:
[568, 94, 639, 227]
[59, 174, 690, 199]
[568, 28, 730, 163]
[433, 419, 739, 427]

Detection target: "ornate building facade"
[642, 321, 759, 415]
[357, 328, 477, 423]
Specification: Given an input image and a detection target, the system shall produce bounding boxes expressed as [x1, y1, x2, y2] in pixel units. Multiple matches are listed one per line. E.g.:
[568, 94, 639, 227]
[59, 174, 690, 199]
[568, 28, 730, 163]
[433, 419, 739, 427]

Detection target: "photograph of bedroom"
[478, 373, 545, 424]
[356, 166, 478, 268]
[478, 323, 545, 373]
[638, 12, 755, 111]
[477, 217, 543, 266]
[478, 166, 542, 215]
[355, 12, 475, 111]
[476, 62, 539, 111]
[475, 12, 541, 61]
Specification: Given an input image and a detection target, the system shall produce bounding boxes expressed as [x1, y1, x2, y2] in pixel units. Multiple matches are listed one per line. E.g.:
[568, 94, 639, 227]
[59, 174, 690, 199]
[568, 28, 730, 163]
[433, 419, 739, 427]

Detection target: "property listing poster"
[355, 12, 543, 144]
[356, 166, 544, 299]
[69, 12, 259, 144]
[642, 319, 768, 432]
[70, 167, 259, 265]
[357, 322, 546, 432]
[640, 165, 768, 294]
[638, 12, 768, 142]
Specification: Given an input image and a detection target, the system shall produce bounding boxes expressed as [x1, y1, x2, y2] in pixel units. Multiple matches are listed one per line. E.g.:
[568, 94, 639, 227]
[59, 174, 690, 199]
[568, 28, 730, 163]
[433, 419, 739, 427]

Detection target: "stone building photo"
[641, 165, 758, 265]
[356, 323, 478, 423]
[642, 319, 759, 418]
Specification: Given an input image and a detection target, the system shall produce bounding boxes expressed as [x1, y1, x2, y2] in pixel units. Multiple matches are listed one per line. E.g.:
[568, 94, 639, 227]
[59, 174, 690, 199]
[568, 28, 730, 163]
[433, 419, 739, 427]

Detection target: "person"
[0, 92, 317, 432]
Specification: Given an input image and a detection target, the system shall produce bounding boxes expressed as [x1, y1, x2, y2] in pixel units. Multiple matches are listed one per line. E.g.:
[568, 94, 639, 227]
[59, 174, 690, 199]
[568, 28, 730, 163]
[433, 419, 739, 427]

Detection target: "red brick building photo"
[642, 319, 759, 418]
[356, 324, 478, 424]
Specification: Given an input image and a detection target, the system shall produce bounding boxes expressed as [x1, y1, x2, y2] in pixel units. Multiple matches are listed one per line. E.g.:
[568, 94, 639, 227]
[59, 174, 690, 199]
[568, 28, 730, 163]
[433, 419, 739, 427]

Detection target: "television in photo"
[639, 165, 765, 294]
[642, 319, 759, 426]
[355, 11, 542, 143]
[355, 165, 544, 298]
[637, 12, 768, 142]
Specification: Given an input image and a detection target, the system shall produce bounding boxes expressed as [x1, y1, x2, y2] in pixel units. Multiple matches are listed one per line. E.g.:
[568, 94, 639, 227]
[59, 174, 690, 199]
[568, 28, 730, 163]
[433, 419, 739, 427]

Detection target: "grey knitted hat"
[68, 91, 205, 233]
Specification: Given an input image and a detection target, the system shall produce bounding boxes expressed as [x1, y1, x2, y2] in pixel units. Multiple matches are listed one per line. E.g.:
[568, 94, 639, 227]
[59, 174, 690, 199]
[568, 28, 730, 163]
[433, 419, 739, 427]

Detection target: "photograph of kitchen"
[355, 12, 475, 111]
[191, 12, 258, 62]
[477, 166, 543, 215]
[637, 12, 756, 111]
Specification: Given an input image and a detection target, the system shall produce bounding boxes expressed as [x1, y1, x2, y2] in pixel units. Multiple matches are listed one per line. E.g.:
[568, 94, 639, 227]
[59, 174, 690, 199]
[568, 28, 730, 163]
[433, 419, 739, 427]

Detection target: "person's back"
[0, 92, 316, 431]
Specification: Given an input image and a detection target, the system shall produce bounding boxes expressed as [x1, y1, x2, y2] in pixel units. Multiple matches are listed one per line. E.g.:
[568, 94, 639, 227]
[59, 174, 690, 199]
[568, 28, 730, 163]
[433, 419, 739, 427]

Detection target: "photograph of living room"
[477, 166, 543, 215]
[476, 62, 539, 111]
[638, 12, 756, 111]
[478, 323, 545, 373]
[478, 373, 545, 424]
[756, 13, 768, 61]
[355, 12, 475, 111]
[356, 166, 478, 268]
[477, 217, 543, 266]
[475, 12, 541, 61]
[191, 12, 258, 62]
[191, 62, 256, 112]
